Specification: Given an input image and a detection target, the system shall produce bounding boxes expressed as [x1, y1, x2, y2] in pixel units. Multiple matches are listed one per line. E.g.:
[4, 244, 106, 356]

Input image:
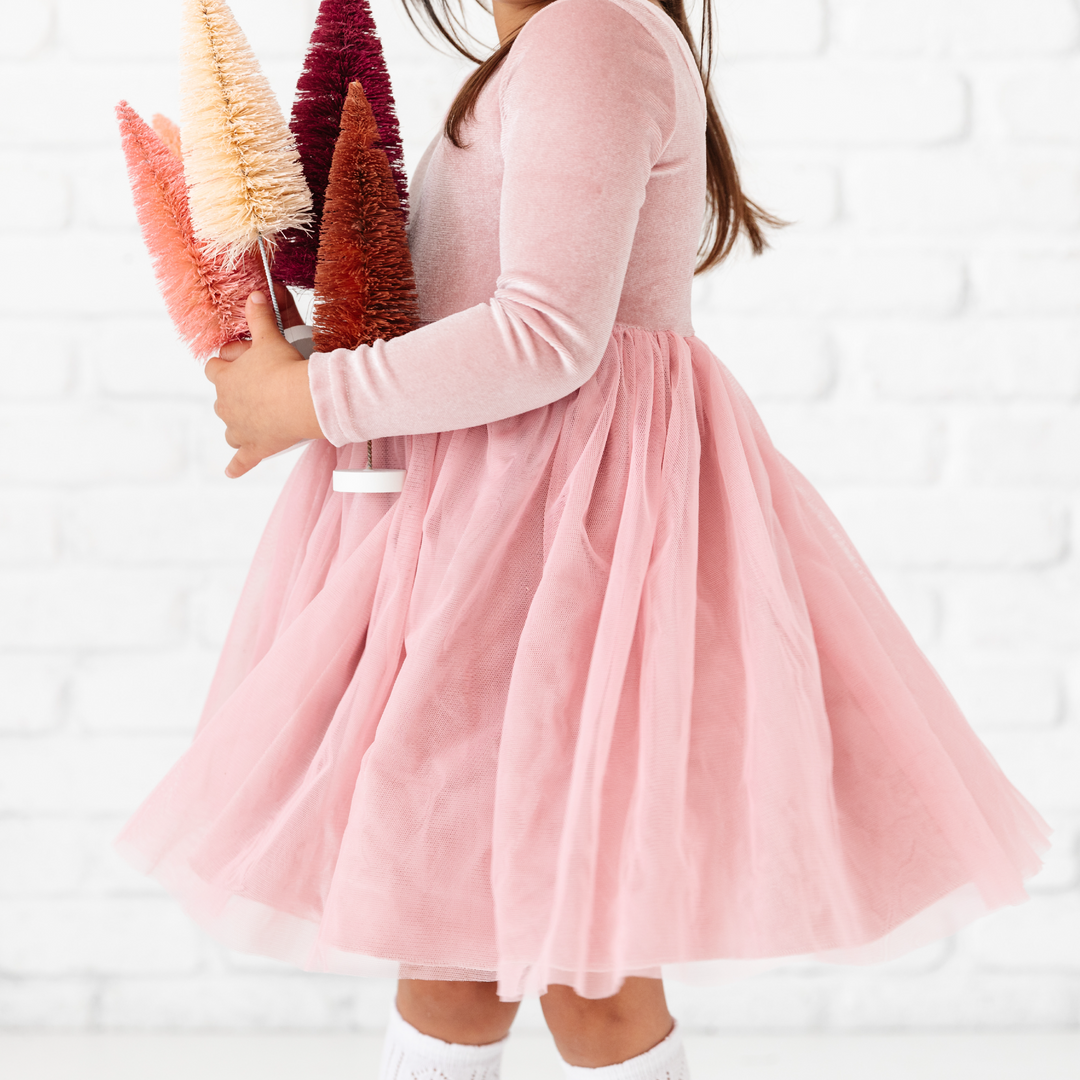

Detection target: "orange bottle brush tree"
[314, 80, 420, 488]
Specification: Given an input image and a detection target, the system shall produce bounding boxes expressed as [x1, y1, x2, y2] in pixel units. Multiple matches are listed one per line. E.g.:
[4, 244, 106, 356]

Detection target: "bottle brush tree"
[312, 79, 419, 353]
[179, 0, 313, 328]
[275, 0, 408, 289]
[117, 101, 265, 360]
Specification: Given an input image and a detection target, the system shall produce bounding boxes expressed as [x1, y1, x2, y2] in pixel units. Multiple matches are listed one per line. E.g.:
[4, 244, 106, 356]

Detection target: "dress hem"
[115, 833, 1046, 1001]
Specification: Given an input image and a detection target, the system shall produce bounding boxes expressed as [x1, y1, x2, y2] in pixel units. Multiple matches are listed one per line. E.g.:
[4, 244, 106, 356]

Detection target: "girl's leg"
[396, 979, 521, 1043]
[542, 977, 686, 1073]
[381, 975, 685, 1079]
[378, 980, 519, 1080]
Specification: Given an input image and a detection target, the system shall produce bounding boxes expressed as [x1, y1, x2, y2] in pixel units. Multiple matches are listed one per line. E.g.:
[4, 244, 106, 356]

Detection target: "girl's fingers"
[272, 281, 304, 329]
[225, 448, 259, 479]
[219, 340, 251, 361]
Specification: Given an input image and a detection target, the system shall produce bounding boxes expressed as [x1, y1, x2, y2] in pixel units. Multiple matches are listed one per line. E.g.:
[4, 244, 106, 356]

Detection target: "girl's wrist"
[289, 358, 327, 442]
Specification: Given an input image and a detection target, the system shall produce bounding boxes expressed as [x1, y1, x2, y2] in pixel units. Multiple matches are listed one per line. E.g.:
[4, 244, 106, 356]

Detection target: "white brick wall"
[0, 0, 1076, 1032]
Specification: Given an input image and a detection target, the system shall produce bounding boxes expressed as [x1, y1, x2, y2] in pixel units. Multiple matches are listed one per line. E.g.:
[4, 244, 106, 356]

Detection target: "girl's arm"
[307, 0, 677, 446]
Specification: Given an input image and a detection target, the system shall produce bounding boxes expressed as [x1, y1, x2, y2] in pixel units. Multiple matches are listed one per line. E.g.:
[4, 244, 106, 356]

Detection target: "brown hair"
[399, 0, 788, 273]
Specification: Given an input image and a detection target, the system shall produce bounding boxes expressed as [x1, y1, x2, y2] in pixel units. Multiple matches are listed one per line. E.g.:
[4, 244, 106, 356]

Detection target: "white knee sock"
[379, 1000, 508, 1080]
[558, 1021, 690, 1080]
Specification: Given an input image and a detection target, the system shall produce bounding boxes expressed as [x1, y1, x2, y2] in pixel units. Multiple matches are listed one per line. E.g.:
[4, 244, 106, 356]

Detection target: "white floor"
[1, 1032, 1078, 1080]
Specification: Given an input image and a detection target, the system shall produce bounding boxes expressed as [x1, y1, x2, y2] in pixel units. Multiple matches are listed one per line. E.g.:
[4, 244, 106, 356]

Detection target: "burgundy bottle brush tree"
[275, 0, 409, 290]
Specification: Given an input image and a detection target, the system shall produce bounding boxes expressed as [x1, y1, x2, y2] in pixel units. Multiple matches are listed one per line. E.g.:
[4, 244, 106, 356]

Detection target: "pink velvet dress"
[117, 0, 1049, 999]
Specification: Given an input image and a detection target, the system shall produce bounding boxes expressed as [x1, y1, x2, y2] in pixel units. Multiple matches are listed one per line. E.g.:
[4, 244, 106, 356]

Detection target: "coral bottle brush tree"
[117, 101, 266, 360]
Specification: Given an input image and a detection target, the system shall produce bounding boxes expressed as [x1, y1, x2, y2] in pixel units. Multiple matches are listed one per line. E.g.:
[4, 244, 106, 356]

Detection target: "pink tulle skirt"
[116, 326, 1049, 999]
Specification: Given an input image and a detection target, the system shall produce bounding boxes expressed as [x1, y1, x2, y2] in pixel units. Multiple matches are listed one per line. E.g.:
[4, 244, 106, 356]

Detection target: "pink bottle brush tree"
[116, 101, 265, 360]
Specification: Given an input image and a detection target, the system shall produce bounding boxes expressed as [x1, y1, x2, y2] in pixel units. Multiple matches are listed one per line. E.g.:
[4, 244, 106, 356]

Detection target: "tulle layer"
[116, 326, 1049, 999]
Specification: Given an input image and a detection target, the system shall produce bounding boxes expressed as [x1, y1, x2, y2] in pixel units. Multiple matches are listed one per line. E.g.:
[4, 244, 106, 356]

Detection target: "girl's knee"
[541, 978, 673, 1068]
[396, 979, 519, 1044]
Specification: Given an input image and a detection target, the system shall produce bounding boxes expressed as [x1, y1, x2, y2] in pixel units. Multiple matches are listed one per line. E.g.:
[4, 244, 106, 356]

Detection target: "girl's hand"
[218, 281, 305, 363]
[204, 291, 325, 479]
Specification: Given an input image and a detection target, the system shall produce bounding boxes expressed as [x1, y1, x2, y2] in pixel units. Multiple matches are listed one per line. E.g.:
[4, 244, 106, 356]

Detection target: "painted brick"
[69, 650, 216, 733]
[227, 0, 315, 60]
[717, 61, 969, 146]
[0, 0, 1078, 1035]
[72, 148, 140, 232]
[0, 654, 69, 733]
[712, 247, 965, 317]
[1028, 819, 1079, 893]
[937, 662, 1064, 731]
[0, 65, 180, 148]
[829, 961, 1080, 1027]
[0, 154, 69, 232]
[967, 893, 1080, 970]
[0, 734, 190, 815]
[79, 815, 166, 897]
[999, 62, 1080, 141]
[0, 0, 52, 60]
[0, 323, 75, 399]
[977, 724, 1080, 812]
[832, 0, 1080, 57]
[0, 819, 87, 896]
[0, 234, 164, 318]
[770, 939, 954, 980]
[831, 0, 940, 56]
[859, 320, 1080, 401]
[692, 315, 837, 399]
[0, 566, 185, 650]
[0, 492, 59, 563]
[98, 973, 394, 1030]
[81, 319, 211, 399]
[971, 254, 1080, 316]
[734, 159, 840, 231]
[846, 150, 1080, 232]
[664, 975, 828, 1030]
[65, 488, 281, 565]
[0, 979, 93, 1028]
[825, 491, 1067, 569]
[961, 574, 1080, 652]
[0, 403, 185, 485]
[757, 405, 946, 485]
[56, 0, 178, 61]
[57, 0, 314, 61]
[0, 897, 201, 976]
[716, 0, 825, 57]
[187, 567, 250, 650]
[964, 409, 1080, 484]
[948, 0, 1080, 55]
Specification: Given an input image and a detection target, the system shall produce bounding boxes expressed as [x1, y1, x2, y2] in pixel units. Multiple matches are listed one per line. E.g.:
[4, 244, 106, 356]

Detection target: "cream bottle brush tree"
[180, 0, 313, 332]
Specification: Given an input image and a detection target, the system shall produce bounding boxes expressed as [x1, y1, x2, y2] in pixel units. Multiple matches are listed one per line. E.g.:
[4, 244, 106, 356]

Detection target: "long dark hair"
[398, 0, 788, 273]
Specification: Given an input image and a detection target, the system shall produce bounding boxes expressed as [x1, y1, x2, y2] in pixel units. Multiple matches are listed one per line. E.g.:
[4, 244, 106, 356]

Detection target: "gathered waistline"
[611, 319, 695, 337]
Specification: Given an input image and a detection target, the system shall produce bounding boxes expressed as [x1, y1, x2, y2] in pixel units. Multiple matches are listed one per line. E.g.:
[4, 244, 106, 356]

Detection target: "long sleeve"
[307, 0, 677, 446]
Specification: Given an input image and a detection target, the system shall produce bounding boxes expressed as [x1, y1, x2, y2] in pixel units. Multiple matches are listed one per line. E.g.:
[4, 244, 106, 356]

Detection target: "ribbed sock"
[558, 1021, 690, 1080]
[378, 999, 509, 1080]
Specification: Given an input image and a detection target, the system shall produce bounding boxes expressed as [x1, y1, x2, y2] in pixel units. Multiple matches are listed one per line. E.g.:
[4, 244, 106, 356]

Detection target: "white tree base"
[284, 323, 315, 358]
[333, 469, 407, 493]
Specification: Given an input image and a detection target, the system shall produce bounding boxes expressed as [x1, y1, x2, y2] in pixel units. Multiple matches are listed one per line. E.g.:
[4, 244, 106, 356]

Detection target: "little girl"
[118, 0, 1050, 1076]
